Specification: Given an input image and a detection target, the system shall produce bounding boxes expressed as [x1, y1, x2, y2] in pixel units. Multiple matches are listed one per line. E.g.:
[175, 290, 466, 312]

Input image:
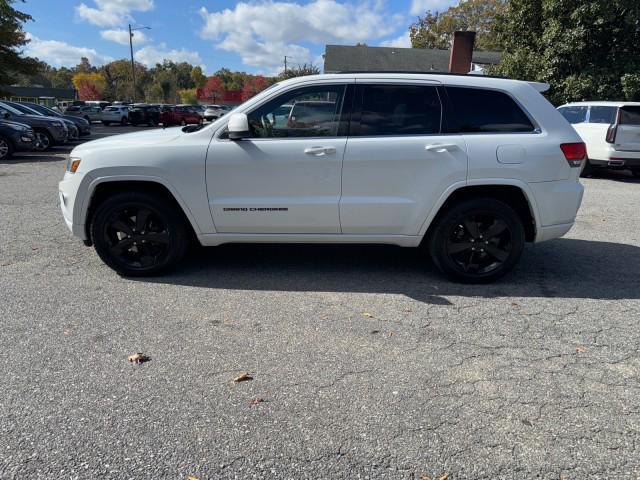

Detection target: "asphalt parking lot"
[1, 124, 639, 479]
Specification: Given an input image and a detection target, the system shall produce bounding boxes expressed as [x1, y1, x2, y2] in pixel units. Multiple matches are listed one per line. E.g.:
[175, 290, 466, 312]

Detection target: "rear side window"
[589, 106, 617, 124]
[558, 106, 587, 124]
[445, 87, 535, 133]
[620, 106, 640, 125]
[355, 84, 441, 136]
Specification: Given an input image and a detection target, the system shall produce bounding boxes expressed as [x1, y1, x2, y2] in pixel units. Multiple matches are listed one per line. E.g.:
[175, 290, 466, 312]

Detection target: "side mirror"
[227, 113, 250, 140]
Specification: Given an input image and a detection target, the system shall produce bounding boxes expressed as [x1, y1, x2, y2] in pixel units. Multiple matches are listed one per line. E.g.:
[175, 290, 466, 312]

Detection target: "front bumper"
[59, 170, 89, 239]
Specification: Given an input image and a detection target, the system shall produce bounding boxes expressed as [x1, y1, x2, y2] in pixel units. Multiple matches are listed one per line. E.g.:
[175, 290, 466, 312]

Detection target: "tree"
[72, 72, 106, 99]
[492, 0, 640, 104]
[0, 0, 39, 90]
[410, 0, 507, 51]
[178, 88, 198, 104]
[241, 75, 268, 101]
[191, 66, 206, 89]
[278, 63, 320, 80]
[202, 76, 226, 102]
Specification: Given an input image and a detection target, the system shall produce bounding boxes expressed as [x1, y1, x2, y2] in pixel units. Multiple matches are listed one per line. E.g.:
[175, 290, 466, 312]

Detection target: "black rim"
[446, 213, 512, 275]
[103, 205, 171, 270]
[0, 139, 8, 158]
[35, 132, 49, 150]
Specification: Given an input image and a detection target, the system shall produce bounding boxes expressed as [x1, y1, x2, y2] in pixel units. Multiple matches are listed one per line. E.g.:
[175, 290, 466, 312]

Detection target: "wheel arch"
[420, 181, 540, 244]
[82, 177, 201, 246]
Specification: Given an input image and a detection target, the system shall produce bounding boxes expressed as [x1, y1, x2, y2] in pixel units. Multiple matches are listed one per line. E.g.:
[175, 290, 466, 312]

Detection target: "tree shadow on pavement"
[138, 238, 640, 304]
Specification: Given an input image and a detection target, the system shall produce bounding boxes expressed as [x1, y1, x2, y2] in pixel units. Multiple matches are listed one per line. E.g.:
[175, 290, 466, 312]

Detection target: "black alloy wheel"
[33, 130, 52, 151]
[0, 136, 13, 159]
[428, 198, 525, 283]
[91, 192, 188, 276]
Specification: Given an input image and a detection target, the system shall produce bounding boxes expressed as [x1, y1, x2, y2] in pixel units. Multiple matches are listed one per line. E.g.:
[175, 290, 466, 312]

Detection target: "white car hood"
[72, 127, 184, 154]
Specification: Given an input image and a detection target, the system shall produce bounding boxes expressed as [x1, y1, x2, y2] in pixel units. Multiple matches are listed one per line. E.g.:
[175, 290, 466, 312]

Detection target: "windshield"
[11, 103, 41, 115]
[105, 107, 121, 112]
[0, 102, 24, 115]
[66, 106, 81, 111]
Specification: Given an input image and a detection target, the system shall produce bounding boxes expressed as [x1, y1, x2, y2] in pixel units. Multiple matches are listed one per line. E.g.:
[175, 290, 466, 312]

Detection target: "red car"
[159, 105, 202, 126]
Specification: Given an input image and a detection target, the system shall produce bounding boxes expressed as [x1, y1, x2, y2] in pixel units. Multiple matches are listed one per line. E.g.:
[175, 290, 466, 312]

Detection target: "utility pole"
[128, 24, 136, 102]
[284, 56, 288, 74]
[128, 24, 151, 102]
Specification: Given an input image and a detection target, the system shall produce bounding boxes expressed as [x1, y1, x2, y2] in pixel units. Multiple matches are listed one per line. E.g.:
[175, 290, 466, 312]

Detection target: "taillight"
[606, 124, 617, 143]
[560, 142, 586, 167]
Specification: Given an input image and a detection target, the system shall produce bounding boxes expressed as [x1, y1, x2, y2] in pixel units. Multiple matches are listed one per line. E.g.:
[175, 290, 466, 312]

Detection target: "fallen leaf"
[420, 475, 432, 480]
[187, 476, 199, 480]
[370, 330, 380, 334]
[522, 419, 533, 427]
[511, 302, 519, 307]
[31, 247, 38, 251]
[576, 346, 586, 353]
[388, 331, 395, 337]
[63, 330, 71, 336]
[234, 372, 253, 383]
[362, 312, 374, 318]
[128, 353, 151, 364]
[249, 397, 265, 406]
[1, 262, 11, 267]
[404, 308, 412, 313]
[439, 474, 449, 480]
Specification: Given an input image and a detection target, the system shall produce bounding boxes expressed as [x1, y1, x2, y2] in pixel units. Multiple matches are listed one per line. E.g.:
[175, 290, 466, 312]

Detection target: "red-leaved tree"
[241, 75, 268, 101]
[77, 79, 102, 101]
[203, 76, 226, 103]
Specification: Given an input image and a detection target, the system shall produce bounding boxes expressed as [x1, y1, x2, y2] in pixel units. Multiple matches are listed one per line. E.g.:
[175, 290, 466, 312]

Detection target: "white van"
[558, 101, 640, 177]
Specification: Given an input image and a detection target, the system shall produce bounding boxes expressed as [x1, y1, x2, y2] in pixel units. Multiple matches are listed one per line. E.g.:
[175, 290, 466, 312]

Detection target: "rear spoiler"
[528, 81, 550, 93]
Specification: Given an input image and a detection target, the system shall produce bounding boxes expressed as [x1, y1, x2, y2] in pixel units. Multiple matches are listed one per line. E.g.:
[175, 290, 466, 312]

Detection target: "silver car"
[65, 105, 103, 123]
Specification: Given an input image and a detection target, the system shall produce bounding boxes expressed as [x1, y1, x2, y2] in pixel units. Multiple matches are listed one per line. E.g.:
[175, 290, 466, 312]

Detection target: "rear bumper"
[529, 179, 584, 243]
[590, 157, 640, 168]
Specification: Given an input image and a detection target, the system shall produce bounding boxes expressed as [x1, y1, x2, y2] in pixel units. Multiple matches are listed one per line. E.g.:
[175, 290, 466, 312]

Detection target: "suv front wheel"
[91, 192, 189, 276]
[428, 198, 525, 283]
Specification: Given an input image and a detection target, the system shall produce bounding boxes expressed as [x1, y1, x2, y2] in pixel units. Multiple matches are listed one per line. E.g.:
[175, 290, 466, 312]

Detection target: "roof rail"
[331, 70, 509, 79]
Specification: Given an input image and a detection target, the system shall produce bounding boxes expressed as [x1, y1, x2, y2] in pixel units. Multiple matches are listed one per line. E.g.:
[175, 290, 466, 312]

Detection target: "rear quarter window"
[558, 106, 587, 124]
[588, 106, 617, 124]
[444, 86, 535, 133]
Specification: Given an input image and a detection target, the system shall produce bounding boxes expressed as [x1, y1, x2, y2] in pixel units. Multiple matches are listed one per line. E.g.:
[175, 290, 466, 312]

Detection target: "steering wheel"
[260, 114, 274, 137]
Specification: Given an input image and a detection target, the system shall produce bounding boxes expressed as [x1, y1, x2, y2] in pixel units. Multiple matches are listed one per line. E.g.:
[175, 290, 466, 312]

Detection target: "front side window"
[588, 106, 617, 124]
[445, 87, 535, 133]
[247, 84, 346, 138]
[354, 84, 441, 136]
[558, 106, 588, 124]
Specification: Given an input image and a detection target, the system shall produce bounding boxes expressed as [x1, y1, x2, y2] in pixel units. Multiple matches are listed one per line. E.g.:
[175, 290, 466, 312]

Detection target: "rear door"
[614, 106, 640, 152]
[340, 81, 467, 235]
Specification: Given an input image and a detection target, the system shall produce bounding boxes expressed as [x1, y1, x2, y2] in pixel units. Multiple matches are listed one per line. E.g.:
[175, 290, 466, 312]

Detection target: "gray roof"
[1, 85, 77, 100]
[323, 45, 502, 74]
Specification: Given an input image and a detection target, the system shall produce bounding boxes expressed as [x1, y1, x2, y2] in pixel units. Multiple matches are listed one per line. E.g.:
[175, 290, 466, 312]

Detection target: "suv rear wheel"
[428, 198, 525, 283]
[91, 192, 189, 276]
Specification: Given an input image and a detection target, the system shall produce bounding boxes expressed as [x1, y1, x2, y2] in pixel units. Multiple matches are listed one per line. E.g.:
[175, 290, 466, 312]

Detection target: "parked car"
[101, 105, 131, 126]
[159, 105, 202, 126]
[203, 104, 230, 121]
[60, 73, 585, 282]
[65, 105, 103, 123]
[558, 101, 640, 177]
[0, 101, 67, 151]
[3, 100, 79, 141]
[0, 119, 36, 160]
[18, 101, 91, 136]
[85, 100, 111, 111]
[129, 104, 161, 126]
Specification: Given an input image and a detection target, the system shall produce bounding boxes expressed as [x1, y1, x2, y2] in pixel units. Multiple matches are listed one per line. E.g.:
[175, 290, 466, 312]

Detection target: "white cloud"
[410, 0, 456, 16]
[24, 33, 113, 67]
[76, 0, 154, 27]
[100, 28, 149, 45]
[199, 0, 401, 71]
[134, 44, 203, 68]
[380, 32, 411, 48]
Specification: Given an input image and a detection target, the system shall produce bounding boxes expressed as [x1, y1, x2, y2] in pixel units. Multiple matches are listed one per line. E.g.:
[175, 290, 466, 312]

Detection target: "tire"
[90, 192, 189, 276]
[427, 198, 525, 283]
[148, 118, 156, 127]
[0, 135, 14, 160]
[102, 121, 110, 126]
[33, 130, 53, 151]
[120, 117, 128, 126]
[198, 118, 203, 126]
[631, 169, 640, 178]
[580, 157, 593, 177]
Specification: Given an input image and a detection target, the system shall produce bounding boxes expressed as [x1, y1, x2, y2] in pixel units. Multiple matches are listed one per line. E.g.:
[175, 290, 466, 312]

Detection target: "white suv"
[59, 74, 585, 282]
[558, 101, 640, 177]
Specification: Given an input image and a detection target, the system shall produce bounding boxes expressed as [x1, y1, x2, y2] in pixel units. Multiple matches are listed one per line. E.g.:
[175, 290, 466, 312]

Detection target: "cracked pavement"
[1, 126, 639, 479]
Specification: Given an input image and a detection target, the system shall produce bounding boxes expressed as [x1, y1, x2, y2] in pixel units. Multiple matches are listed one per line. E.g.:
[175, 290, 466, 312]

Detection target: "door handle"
[304, 146, 336, 156]
[425, 143, 459, 153]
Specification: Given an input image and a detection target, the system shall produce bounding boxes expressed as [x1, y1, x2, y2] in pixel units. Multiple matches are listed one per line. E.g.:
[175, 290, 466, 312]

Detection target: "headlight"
[66, 156, 81, 173]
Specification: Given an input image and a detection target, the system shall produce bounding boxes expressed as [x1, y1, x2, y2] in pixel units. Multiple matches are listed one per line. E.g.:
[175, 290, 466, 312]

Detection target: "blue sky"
[21, 0, 458, 75]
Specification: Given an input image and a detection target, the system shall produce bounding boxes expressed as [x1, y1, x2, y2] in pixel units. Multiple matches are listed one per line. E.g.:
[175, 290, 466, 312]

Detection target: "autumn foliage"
[202, 76, 226, 102]
[72, 72, 107, 100]
[241, 75, 268, 101]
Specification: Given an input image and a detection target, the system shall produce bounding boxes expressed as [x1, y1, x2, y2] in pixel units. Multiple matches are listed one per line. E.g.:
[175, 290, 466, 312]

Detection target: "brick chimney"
[449, 31, 476, 74]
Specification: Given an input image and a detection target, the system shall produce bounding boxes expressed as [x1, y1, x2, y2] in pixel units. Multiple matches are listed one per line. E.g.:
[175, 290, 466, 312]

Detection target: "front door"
[341, 82, 468, 235]
[206, 83, 350, 234]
